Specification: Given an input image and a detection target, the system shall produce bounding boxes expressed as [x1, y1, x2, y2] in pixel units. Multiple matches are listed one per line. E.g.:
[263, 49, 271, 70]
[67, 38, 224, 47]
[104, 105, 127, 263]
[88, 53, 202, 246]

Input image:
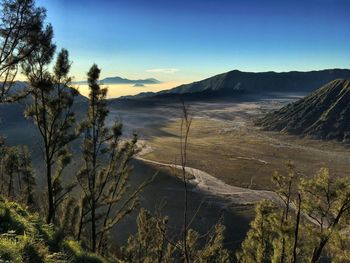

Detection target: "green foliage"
[237, 166, 350, 263]
[0, 145, 35, 205]
[196, 223, 231, 263]
[0, 0, 50, 102]
[122, 208, 174, 262]
[63, 239, 110, 263]
[122, 208, 230, 263]
[24, 46, 78, 223]
[300, 168, 350, 262]
[236, 200, 277, 263]
[55, 197, 81, 238]
[328, 230, 350, 263]
[0, 197, 111, 263]
[76, 64, 146, 254]
[300, 168, 350, 228]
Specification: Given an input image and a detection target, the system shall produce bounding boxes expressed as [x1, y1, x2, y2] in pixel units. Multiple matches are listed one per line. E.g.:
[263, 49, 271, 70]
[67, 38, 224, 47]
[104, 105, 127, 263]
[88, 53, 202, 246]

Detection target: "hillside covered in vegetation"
[0, 197, 109, 263]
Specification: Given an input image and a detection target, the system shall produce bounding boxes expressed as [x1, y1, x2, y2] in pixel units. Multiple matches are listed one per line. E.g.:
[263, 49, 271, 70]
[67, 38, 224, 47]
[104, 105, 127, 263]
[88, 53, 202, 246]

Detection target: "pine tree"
[236, 200, 277, 263]
[0, 0, 49, 209]
[0, 145, 35, 204]
[237, 166, 350, 263]
[122, 208, 230, 262]
[270, 161, 298, 263]
[0, 137, 6, 194]
[122, 208, 175, 262]
[56, 196, 81, 238]
[24, 46, 78, 223]
[0, 0, 49, 102]
[197, 222, 231, 263]
[180, 101, 192, 263]
[76, 64, 147, 253]
[328, 230, 350, 262]
[300, 168, 350, 262]
[18, 146, 36, 206]
[3, 146, 19, 198]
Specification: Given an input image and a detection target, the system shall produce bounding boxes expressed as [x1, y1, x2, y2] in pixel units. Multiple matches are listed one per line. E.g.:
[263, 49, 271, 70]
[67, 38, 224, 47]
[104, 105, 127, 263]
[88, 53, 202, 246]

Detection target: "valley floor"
[3, 89, 349, 256]
[107, 94, 350, 249]
[111, 93, 350, 193]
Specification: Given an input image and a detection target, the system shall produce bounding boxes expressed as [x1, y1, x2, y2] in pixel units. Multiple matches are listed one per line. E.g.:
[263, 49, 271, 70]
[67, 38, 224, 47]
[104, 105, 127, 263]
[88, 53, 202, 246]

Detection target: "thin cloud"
[146, 68, 179, 74]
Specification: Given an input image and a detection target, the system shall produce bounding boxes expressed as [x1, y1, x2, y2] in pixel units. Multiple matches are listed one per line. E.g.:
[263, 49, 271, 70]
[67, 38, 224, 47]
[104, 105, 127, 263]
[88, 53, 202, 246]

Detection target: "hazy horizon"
[75, 67, 350, 98]
[16, 67, 350, 98]
[76, 81, 182, 98]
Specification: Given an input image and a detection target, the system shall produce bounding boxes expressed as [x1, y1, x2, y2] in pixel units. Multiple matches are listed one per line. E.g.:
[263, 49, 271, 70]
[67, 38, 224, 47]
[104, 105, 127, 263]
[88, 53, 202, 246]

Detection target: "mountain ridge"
[121, 68, 350, 99]
[256, 79, 350, 142]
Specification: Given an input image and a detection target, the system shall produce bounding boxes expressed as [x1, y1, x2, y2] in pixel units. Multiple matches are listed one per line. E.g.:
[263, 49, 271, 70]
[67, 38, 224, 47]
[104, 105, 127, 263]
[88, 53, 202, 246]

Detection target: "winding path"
[135, 156, 279, 206]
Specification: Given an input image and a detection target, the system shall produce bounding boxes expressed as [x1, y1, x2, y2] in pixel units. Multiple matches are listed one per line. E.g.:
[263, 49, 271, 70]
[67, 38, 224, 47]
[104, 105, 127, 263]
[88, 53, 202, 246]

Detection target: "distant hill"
[256, 79, 350, 142]
[75, 76, 161, 85]
[125, 69, 350, 99]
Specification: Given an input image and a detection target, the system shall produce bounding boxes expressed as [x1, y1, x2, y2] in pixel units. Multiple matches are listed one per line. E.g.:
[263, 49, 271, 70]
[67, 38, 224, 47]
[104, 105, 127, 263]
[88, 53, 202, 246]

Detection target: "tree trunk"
[77, 202, 84, 240]
[311, 238, 328, 263]
[91, 199, 96, 252]
[8, 172, 13, 198]
[292, 194, 301, 263]
[46, 161, 54, 223]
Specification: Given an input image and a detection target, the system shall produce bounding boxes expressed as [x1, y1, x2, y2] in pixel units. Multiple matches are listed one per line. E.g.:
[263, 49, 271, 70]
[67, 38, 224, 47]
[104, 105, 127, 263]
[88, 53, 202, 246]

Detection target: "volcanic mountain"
[125, 69, 350, 99]
[256, 79, 350, 141]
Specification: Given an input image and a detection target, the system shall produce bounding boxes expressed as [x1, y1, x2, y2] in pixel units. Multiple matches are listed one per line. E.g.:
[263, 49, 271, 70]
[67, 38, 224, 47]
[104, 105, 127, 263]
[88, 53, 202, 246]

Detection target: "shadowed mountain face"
[256, 79, 350, 142]
[126, 69, 350, 99]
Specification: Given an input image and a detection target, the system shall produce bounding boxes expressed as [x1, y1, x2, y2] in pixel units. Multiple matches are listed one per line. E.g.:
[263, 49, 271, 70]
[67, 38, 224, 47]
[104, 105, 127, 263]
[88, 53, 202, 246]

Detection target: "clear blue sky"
[37, 0, 350, 83]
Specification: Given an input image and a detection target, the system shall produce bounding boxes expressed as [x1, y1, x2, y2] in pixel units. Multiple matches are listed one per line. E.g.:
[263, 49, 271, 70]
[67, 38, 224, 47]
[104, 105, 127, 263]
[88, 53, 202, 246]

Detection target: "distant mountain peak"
[256, 79, 350, 142]
[75, 76, 161, 85]
[133, 83, 145, 87]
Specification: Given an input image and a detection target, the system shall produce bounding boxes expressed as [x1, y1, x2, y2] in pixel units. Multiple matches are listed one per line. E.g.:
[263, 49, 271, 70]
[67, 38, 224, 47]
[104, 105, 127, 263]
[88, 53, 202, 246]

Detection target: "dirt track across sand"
[136, 155, 279, 206]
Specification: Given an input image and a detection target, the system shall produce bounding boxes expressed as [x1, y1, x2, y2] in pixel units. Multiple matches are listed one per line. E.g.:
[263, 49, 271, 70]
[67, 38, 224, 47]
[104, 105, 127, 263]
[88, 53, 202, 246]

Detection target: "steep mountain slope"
[256, 79, 350, 141]
[126, 69, 350, 99]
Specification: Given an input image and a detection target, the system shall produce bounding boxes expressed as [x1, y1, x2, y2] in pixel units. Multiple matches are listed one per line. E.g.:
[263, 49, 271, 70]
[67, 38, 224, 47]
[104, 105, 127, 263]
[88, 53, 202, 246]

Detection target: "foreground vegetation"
[0, 197, 109, 263]
[237, 164, 350, 263]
